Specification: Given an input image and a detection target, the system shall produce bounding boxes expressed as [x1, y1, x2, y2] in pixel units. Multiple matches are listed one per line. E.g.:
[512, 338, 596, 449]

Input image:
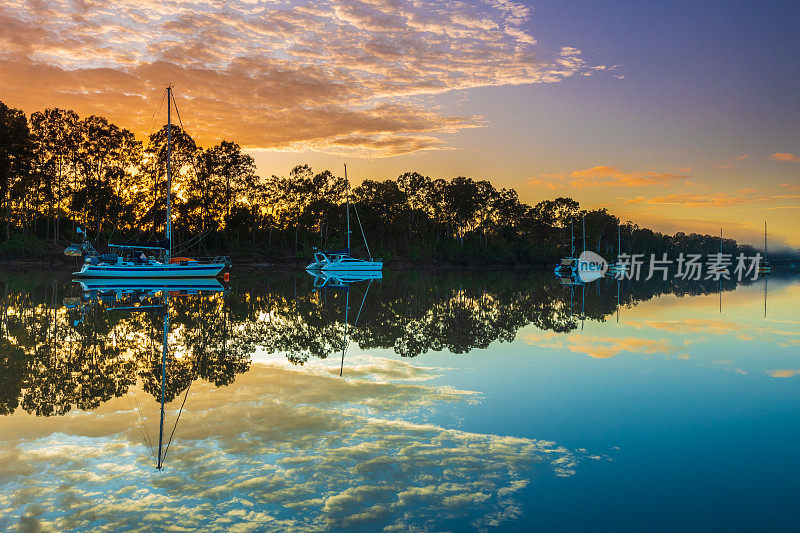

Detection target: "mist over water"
[1, 270, 798, 531]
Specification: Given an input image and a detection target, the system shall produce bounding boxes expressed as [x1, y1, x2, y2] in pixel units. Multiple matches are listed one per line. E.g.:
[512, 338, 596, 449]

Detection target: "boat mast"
[344, 164, 350, 251]
[582, 212, 586, 253]
[570, 220, 574, 257]
[166, 85, 173, 260]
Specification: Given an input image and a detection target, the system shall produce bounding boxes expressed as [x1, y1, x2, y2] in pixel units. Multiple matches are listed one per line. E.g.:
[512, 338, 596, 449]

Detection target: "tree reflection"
[0, 271, 747, 417]
[0, 276, 245, 416]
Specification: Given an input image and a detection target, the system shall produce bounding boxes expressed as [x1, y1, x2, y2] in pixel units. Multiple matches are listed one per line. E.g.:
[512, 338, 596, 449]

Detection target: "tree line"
[0, 101, 755, 263]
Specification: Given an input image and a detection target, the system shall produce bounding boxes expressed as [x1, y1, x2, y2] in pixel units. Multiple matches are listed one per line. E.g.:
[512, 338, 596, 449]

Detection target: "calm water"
[1, 270, 798, 532]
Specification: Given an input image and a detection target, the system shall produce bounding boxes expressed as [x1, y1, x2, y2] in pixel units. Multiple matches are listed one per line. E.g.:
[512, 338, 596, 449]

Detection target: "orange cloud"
[626, 190, 800, 208]
[770, 152, 800, 162]
[566, 336, 679, 359]
[529, 165, 687, 189]
[769, 369, 800, 378]
[712, 153, 749, 169]
[524, 332, 679, 359]
[632, 193, 757, 207]
[641, 319, 740, 335]
[0, 0, 599, 156]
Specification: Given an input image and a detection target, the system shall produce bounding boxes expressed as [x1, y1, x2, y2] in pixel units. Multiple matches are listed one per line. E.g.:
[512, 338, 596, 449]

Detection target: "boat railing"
[187, 256, 231, 265]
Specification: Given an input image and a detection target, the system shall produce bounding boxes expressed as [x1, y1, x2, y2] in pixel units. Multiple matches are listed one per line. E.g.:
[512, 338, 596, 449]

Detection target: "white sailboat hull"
[321, 260, 383, 273]
[75, 262, 226, 278]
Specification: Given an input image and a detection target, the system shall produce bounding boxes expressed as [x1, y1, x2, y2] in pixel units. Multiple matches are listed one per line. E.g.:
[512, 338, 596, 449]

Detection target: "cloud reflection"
[525, 332, 681, 359]
[0, 356, 587, 531]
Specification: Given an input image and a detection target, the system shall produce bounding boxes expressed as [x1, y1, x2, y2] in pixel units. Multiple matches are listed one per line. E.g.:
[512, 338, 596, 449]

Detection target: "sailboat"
[606, 222, 628, 276]
[759, 222, 773, 275]
[555, 218, 578, 274]
[307, 164, 382, 273]
[67, 86, 229, 278]
[557, 213, 606, 282]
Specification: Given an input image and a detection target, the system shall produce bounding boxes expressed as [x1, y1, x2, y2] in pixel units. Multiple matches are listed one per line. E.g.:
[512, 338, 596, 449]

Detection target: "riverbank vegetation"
[0, 101, 768, 264]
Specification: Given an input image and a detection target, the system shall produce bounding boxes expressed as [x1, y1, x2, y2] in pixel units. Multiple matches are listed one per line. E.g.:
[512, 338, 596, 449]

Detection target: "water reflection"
[1, 270, 798, 530]
[0, 270, 758, 418]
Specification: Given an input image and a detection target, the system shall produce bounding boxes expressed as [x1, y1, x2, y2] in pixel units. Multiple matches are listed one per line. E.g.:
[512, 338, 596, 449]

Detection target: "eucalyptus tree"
[397, 171, 433, 246]
[208, 140, 257, 223]
[1, 103, 33, 240]
[28, 108, 80, 242]
[73, 115, 141, 240]
[352, 179, 408, 253]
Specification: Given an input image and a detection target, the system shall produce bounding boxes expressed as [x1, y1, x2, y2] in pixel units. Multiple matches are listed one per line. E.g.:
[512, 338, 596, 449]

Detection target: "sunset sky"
[1, 0, 798, 247]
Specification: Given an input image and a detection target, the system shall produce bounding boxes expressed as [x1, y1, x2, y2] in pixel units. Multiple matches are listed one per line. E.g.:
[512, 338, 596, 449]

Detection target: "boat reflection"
[77, 277, 224, 300]
[68, 278, 227, 469]
[307, 269, 382, 289]
[307, 270, 381, 376]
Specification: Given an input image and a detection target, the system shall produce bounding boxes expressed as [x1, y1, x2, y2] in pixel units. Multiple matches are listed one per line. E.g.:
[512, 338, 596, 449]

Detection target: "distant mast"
[582, 212, 586, 254]
[166, 85, 173, 260]
[571, 219, 574, 257]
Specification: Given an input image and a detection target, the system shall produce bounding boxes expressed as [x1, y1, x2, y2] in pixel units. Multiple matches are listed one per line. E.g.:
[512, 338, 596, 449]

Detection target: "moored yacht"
[306, 164, 383, 273]
[67, 86, 228, 279]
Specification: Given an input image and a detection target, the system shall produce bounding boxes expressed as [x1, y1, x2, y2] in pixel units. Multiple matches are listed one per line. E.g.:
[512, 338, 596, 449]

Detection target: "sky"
[1, 0, 798, 247]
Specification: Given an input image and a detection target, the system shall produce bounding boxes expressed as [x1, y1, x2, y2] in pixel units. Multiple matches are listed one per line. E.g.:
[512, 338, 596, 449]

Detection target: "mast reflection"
[73, 278, 226, 469]
[307, 270, 381, 376]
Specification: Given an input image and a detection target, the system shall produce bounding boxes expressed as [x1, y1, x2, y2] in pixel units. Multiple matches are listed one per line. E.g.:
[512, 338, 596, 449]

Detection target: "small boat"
[555, 257, 577, 275]
[74, 248, 228, 278]
[759, 222, 773, 275]
[307, 164, 382, 274]
[67, 86, 228, 279]
[557, 215, 599, 276]
[555, 219, 578, 275]
[318, 253, 383, 273]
